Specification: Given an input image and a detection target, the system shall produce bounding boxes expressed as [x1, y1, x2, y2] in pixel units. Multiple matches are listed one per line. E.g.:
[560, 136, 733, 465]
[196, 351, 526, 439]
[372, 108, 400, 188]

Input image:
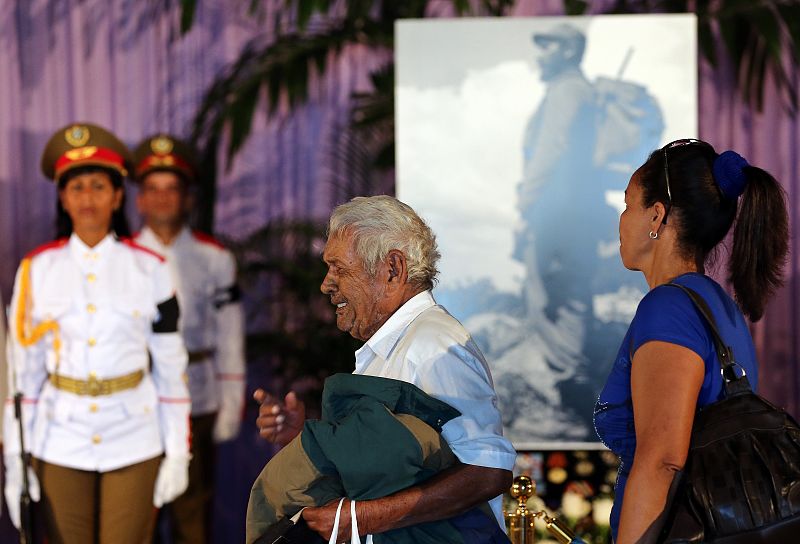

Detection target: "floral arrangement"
[504, 450, 619, 543]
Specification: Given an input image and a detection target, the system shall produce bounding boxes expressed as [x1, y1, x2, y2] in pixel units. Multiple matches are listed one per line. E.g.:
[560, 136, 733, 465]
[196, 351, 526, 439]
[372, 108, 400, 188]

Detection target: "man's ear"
[183, 190, 194, 214]
[385, 250, 408, 286]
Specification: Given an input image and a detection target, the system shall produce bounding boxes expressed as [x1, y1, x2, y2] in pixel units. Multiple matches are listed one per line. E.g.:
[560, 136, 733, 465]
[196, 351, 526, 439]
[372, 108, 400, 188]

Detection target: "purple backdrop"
[0, 1, 797, 542]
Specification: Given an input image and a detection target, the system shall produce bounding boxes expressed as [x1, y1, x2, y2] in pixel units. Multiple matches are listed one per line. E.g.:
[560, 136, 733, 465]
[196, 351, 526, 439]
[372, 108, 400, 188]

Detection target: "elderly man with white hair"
[254, 195, 516, 541]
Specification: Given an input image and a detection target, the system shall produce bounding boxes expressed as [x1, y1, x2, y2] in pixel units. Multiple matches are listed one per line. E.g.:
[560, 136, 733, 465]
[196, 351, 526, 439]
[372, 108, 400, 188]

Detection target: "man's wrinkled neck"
[361, 286, 426, 342]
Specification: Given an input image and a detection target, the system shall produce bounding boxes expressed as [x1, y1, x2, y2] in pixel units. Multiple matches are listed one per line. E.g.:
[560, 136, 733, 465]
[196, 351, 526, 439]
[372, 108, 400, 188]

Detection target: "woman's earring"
[649, 231, 658, 240]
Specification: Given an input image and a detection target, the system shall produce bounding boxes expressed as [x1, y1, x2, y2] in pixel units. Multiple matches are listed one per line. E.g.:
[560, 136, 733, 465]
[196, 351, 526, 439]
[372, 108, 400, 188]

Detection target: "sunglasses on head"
[661, 138, 710, 223]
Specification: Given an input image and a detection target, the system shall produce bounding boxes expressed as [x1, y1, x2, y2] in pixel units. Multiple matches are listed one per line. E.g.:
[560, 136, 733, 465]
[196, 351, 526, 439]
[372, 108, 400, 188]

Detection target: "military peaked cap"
[132, 134, 198, 182]
[41, 123, 133, 181]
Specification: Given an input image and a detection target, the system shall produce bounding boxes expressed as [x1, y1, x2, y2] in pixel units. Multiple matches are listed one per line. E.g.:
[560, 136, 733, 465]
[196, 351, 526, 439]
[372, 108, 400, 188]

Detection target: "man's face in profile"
[534, 36, 568, 81]
[320, 232, 389, 342]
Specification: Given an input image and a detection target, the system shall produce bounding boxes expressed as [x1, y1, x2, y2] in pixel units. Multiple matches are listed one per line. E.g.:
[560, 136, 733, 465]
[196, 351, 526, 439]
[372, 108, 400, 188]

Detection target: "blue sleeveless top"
[593, 273, 758, 539]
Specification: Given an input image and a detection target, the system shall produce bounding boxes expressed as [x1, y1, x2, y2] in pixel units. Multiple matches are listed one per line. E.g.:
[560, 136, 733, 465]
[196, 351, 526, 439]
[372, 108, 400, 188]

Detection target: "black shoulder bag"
[659, 284, 800, 543]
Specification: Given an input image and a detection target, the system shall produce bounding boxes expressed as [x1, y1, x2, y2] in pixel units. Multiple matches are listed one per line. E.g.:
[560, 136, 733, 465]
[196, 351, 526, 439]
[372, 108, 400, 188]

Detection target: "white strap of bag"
[328, 498, 374, 544]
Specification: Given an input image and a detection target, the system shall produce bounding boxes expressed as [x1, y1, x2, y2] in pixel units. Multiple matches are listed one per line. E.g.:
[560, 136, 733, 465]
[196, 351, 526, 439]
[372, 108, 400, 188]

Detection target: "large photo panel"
[396, 14, 698, 448]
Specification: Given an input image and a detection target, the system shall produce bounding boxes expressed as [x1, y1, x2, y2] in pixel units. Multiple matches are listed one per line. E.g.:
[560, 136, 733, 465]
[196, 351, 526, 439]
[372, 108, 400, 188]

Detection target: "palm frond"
[569, 0, 799, 114]
[190, 22, 367, 161]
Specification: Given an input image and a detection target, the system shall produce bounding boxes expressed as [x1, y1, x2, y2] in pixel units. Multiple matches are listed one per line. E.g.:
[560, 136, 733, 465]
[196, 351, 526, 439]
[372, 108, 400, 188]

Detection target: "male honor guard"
[133, 134, 246, 543]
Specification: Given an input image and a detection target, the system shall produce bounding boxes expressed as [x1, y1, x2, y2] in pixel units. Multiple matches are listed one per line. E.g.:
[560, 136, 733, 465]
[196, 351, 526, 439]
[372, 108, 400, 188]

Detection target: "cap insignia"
[64, 125, 91, 147]
[151, 136, 174, 156]
[64, 146, 98, 161]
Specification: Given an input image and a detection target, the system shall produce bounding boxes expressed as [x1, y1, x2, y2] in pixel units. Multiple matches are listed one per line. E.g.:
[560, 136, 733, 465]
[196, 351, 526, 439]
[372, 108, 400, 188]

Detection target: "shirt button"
[87, 303, 96, 314]
[89, 403, 98, 413]
[87, 273, 97, 283]
[92, 434, 102, 444]
[88, 338, 97, 347]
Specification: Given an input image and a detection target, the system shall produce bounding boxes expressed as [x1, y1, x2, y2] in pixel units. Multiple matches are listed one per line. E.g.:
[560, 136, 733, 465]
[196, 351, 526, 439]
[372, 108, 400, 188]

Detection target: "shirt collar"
[69, 232, 116, 262]
[138, 225, 190, 252]
[356, 290, 436, 362]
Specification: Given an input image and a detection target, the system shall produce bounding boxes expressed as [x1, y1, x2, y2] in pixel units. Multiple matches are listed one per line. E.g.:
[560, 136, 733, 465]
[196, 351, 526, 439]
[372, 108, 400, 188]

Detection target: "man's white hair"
[328, 195, 440, 289]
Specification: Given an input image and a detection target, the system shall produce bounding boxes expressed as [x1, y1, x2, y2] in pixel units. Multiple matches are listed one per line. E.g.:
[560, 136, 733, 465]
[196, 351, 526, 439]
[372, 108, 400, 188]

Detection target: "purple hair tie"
[713, 150, 749, 199]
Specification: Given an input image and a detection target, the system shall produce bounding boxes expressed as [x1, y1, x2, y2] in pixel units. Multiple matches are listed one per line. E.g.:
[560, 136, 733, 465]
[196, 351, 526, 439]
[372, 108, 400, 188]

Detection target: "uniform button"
[88, 338, 97, 347]
[132, 310, 140, 318]
[87, 273, 97, 283]
[89, 403, 98, 413]
[87, 303, 96, 314]
[92, 434, 102, 444]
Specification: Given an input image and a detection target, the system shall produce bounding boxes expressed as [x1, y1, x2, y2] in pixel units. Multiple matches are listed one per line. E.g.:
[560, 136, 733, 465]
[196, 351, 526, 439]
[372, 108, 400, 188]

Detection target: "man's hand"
[302, 464, 511, 539]
[303, 498, 358, 541]
[253, 389, 305, 447]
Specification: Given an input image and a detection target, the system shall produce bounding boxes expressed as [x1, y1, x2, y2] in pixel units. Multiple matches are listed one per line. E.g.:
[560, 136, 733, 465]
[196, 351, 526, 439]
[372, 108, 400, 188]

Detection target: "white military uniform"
[3, 233, 190, 470]
[1, 292, 7, 441]
[135, 226, 245, 433]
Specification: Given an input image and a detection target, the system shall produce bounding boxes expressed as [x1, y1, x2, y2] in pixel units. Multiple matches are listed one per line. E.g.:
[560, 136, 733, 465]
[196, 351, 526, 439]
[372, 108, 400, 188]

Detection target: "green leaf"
[452, 0, 471, 15]
[698, 19, 717, 67]
[226, 80, 261, 162]
[744, 38, 768, 110]
[563, 0, 589, 16]
[180, 0, 197, 35]
[718, 14, 749, 80]
[296, 0, 314, 30]
[749, 6, 782, 62]
[776, 3, 800, 59]
[482, 0, 517, 16]
[659, 0, 689, 12]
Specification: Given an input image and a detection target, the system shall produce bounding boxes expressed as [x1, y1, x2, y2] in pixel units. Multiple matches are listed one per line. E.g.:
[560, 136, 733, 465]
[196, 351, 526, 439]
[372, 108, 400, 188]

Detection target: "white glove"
[4, 455, 40, 529]
[152, 455, 189, 508]
[212, 407, 241, 443]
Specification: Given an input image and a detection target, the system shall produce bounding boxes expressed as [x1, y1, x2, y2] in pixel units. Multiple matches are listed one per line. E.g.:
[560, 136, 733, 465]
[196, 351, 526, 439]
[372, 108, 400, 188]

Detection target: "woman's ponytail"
[729, 166, 789, 321]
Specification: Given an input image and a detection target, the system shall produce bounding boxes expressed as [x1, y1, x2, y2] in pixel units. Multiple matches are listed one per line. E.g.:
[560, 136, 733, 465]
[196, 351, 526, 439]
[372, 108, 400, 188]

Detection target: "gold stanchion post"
[505, 476, 536, 544]
[505, 475, 582, 544]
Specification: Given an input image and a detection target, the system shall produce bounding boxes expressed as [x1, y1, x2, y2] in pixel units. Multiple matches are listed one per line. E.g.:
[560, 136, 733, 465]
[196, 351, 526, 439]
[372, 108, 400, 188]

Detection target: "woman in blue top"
[594, 139, 789, 543]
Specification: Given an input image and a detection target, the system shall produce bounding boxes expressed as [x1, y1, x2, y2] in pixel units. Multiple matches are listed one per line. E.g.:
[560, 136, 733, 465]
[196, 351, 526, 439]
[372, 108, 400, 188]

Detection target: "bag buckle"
[721, 363, 747, 383]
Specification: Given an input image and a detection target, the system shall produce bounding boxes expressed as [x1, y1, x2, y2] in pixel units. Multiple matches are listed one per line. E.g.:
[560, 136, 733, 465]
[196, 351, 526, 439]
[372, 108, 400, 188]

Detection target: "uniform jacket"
[135, 227, 245, 419]
[3, 234, 190, 471]
[246, 373, 510, 544]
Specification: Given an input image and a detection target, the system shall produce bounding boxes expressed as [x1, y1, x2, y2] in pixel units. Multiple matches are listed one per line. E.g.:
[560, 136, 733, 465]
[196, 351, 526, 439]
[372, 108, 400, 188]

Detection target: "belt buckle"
[87, 374, 102, 397]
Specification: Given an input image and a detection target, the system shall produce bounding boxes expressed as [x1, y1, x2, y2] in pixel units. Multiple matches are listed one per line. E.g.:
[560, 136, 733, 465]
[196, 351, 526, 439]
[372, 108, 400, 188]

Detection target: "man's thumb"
[284, 391, 299, 410]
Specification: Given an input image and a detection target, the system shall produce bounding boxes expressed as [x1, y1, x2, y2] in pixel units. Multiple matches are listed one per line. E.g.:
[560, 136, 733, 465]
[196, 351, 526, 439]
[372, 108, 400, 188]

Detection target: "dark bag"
[659, 284, 800, 543]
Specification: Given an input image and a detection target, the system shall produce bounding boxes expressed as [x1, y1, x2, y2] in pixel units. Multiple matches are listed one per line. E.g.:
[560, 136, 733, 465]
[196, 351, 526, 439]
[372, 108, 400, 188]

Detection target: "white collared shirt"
[4, 233, 190, 471]
[135, 226, 245, 418]
[354, 290, 516, 527]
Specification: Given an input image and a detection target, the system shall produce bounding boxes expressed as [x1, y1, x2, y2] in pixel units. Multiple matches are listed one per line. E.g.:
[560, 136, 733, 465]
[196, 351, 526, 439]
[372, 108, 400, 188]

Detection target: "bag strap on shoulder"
[665, 283, 752, 397]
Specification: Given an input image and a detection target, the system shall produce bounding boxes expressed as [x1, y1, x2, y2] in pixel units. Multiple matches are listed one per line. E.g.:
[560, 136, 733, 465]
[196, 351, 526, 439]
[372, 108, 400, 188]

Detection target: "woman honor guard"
[3, 123, 191, 544]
